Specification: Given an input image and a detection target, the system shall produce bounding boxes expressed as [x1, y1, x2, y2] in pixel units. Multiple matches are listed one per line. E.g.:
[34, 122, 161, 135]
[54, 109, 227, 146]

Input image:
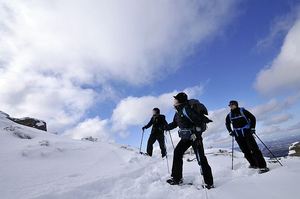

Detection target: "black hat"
[174, 92, 188, 103]
[228, 100, 238, 107]
[153, 107, 160, 114]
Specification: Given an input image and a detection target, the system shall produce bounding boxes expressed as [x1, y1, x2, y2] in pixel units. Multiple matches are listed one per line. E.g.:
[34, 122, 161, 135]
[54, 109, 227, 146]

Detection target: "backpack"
[188, 99, 208, 116]
[183, 99, 212, 133]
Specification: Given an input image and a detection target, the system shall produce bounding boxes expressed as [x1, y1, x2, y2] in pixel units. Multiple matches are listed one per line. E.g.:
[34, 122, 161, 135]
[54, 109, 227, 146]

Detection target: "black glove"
[250, 128, 256, 134]
[229, 131, 234, 136]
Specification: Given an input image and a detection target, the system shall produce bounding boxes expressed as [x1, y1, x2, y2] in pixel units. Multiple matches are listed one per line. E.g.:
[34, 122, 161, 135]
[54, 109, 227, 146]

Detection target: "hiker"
[165, 92, 214, 189]
[142, 108, 168, 158]
[225, 100, 269, 173]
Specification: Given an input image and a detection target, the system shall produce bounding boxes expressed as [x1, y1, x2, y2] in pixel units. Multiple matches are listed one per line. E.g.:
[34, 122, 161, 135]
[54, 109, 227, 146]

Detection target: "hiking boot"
[258, 167, 269, 174]
[202, 184, 215, 189]
[166, 177, 182, 185]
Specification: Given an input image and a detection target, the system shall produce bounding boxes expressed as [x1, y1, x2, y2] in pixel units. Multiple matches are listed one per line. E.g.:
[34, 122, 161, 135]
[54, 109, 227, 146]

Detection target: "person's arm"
[143, 117, 153, 130]
[162, 115, 168, 127]
[165, 114, 178, 130]
[243, 109, 256, 129]
[225, 114, 233, 132]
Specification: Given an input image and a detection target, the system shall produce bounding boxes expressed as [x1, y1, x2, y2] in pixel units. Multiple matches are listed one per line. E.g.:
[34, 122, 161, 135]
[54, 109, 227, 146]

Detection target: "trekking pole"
[168, 131, 175, 150]
[194, 146, 209, 199]
[164, 136, 170, 174]
[139, 130, 144, 154]
[254, 134, 283, 166]
[231, 136, 234, 170]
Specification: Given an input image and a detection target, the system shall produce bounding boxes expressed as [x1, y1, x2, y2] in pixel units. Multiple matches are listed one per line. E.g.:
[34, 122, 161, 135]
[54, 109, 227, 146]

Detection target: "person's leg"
[171, 139, 191, 181]
[192, 139, 214, 187]
[235, 135, 257, 167]
[244, 133, 267, 168]
[157, 133, 167, 158]
[146, 133, 157, 156]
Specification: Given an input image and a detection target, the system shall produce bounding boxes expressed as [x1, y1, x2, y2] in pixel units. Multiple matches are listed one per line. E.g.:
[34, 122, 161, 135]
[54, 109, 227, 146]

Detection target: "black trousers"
[147, 133, 167, 157]
[235, 132, 267, 168]
[171, 138, 213, 186]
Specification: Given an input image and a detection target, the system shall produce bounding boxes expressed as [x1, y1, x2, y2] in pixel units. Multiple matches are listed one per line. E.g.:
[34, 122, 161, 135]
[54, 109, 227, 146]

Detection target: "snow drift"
[0, 111, 299, 199]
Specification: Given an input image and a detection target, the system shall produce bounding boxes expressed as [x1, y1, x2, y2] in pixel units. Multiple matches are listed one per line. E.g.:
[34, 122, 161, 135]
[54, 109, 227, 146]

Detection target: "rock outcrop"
[289, 142, 300, 157]
[0, 111, 47, 131]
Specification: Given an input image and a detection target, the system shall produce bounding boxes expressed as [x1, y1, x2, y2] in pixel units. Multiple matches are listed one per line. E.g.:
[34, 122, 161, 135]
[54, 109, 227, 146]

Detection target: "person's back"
[151, 114, 167, 133]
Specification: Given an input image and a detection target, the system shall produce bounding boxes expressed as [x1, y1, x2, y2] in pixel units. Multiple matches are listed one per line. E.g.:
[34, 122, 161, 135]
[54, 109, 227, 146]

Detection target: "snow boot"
[166, 178, 182, 185]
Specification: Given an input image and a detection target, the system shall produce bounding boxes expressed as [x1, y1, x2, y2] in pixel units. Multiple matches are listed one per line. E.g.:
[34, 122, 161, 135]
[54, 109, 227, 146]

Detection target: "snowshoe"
[202, 184, 215, 190]
[166, 178, 183, 185]
[258, 167, 270, 174]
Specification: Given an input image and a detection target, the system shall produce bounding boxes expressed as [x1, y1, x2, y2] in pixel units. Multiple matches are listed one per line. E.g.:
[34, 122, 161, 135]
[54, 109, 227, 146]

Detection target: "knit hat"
[228, 100, 238, 107]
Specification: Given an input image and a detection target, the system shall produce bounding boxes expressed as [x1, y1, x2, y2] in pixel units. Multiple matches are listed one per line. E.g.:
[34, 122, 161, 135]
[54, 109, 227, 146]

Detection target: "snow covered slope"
[1, 113, 299, 199]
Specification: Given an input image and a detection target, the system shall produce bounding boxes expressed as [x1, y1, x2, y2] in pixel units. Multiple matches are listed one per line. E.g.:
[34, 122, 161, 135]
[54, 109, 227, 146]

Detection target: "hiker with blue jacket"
[165, 92, 214, 189]
[226, 100, 269, 173]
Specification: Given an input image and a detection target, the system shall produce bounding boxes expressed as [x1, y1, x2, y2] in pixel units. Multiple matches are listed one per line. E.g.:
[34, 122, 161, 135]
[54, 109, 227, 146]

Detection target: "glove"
[191, 133, 197, 142]
[229, 131, 234, 136]
[250, 128, 256, 134]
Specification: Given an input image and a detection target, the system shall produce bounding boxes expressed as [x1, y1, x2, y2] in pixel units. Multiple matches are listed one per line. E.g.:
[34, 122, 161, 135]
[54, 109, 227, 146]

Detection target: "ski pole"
[168, 131, 175, 150]
[232, 136, 234, 170]
[139, 130, 144, 154]
[254, 134, 283, 166]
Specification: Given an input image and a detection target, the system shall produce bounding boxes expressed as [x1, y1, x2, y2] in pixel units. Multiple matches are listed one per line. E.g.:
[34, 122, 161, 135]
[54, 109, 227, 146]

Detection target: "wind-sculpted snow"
[0, 115, 299, 199]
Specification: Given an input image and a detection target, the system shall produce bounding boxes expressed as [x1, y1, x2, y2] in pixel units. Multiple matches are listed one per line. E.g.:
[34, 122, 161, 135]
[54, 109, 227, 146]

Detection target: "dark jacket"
[225, 107, 256, 132]
[166, 103, 209, 131]
[144, 114, 168, 134]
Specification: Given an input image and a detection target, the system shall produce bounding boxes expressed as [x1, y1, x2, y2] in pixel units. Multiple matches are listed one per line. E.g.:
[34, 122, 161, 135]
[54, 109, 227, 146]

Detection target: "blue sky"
[0, 0, 300, 149]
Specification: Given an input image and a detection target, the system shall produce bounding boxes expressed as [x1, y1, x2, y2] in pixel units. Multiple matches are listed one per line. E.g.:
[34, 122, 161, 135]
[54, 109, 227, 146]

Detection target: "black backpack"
[183, 99, 212, 133]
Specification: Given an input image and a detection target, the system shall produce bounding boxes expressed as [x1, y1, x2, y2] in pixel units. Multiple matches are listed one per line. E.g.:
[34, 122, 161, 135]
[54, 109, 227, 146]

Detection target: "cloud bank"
[0, 0, 238, 134]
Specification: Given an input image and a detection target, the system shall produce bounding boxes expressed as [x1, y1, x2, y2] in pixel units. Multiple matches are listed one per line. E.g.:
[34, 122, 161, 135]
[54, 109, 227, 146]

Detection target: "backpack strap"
[239, 108, 250, 124]
[230, 108, 251, 137]
[182, 107, 193, 123]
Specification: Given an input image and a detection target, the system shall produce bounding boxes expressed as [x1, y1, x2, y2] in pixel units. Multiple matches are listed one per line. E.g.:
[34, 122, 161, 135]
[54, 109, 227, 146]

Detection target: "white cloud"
[0, 0, 238, 133]
[0, 71, 97, 131]
[256, 8, 298, 51]
[111, 85, 204, 136]
[255, 15, 300, 94]
[0, 0, 237, 85]
[63, 117, 110, 140]
[263, 113, 293, 126]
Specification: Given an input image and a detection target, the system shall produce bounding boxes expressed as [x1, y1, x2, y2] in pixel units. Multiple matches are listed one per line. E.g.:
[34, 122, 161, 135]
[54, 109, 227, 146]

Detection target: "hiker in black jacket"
[142, 108, 168, 158]
[226, 100, 269, 173]
[165, 92, 214, 189]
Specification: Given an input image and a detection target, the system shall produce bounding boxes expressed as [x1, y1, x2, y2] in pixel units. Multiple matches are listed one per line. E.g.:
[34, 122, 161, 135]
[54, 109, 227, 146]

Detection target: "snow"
[1, 115, 300, 199]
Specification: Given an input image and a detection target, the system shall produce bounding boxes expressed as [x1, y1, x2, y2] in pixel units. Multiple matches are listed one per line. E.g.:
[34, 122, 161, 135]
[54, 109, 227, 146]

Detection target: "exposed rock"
[81, 136, 98, 142]
[0, 110, 47, 131]
[289, 142, 300, 157]
[9, 117, 47, 131]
